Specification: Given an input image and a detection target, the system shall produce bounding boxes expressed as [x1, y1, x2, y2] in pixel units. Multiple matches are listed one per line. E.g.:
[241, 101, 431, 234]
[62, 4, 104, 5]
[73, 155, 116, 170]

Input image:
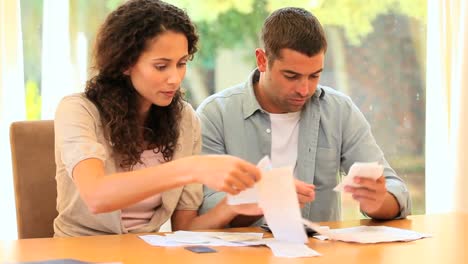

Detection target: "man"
[197, 7, 411, 225]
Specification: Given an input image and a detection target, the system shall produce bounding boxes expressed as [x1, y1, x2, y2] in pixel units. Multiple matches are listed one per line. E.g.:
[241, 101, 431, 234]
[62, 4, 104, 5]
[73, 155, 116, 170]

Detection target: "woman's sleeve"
[175, 106, 203, 210]
[55, 95, 107, 178]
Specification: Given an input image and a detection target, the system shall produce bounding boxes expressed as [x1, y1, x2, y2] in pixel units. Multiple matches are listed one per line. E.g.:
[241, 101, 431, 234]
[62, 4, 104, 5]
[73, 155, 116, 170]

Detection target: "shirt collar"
[242, 69, 263, 119]
[241, 68, 325, 119]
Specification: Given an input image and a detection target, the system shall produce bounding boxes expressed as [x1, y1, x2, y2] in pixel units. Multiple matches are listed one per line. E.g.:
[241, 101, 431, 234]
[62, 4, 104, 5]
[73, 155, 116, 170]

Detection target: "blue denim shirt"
[197, 69, 411, 222]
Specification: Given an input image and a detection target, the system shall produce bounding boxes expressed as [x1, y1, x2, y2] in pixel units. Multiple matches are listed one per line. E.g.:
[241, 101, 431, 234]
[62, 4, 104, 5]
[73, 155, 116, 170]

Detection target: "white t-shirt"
[269, 111, 301, 169]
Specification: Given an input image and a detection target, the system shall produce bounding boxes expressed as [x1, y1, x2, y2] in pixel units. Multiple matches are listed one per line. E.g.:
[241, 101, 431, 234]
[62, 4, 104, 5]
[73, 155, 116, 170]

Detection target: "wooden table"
[1, 213, 466, 264]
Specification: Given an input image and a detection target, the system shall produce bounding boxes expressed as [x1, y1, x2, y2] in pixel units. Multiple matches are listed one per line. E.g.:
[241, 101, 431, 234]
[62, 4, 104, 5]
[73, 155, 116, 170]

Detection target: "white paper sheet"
[258, 167, 307, 243]
[265, 240, 321, 258]
[171, 230, 264, 242]
[227, 156, 307, 244]
[334, 162, 384, 192]
[312, 225, 431, 243]
[139, 231, 265, 247]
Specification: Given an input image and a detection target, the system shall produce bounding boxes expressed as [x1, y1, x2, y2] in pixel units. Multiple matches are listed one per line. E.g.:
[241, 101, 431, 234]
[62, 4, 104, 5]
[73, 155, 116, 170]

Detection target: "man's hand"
[227, 179, 315, 215]
[345, 176, 399, 219]
[295, 179, 315, 208]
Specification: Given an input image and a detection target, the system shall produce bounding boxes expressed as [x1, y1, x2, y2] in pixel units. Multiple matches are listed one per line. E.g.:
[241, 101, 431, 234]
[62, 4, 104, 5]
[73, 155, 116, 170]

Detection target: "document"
[334, 162, 383, 192]
[139, 232, 319, 258]
[228, 156, 307, 243]
[257, 167, 307, 243]
[140, 231, 266, 247]
[311, 225, 431, 243]
[264, 240, 321, 258]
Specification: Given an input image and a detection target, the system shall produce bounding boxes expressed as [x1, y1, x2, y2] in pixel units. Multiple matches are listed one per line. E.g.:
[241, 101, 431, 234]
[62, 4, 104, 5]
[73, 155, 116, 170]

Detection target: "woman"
[53, 0, 260, 237]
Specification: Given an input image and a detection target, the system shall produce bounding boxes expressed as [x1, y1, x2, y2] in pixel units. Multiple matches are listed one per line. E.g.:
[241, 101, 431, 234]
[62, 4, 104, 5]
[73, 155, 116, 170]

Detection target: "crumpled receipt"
[334, 162, 383, 192]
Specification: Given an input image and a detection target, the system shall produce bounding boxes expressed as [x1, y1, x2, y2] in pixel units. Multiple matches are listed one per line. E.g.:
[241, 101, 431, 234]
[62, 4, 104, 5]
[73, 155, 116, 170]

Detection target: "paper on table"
[227, 156, 271, 205]
[258, 166, 307, 243]
[311, 225, 431, 243]
[139, 232, 320, 258]
[213, 233, 264, 242]
[139, 231, 266, 247]
[264, 240, 321, 258]
[172, 230, 264, 242]
[334, 162, 383, 192]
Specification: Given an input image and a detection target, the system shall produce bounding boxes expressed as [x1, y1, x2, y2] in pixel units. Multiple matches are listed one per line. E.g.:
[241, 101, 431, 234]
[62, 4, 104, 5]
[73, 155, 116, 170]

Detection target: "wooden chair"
[9, 120, 57, 238]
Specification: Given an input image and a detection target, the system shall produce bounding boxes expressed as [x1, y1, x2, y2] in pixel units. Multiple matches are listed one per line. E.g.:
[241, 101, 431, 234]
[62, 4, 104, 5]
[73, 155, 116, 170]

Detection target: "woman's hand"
[188, 155, 261, 195]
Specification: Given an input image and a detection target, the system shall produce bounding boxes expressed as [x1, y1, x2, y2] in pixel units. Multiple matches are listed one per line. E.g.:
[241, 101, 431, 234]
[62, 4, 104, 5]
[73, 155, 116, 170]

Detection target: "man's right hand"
[295, 179, 315, 207]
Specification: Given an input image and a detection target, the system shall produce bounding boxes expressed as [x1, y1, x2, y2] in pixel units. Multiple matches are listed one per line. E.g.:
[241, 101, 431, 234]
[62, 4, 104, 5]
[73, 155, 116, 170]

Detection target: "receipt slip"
[333, 162, 383, 192]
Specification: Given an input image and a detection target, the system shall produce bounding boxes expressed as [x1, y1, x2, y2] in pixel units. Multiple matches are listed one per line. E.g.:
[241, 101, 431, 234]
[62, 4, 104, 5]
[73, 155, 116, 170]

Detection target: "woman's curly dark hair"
[85, 0, 198, 169]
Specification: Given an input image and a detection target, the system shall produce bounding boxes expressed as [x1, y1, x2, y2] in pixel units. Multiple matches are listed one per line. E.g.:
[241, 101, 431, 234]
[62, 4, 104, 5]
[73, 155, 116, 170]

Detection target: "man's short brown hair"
[261, 7, 327, 62]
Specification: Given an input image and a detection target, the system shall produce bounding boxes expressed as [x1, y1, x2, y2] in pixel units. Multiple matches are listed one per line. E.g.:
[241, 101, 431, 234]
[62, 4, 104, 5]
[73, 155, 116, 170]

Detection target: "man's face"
[255, 48, 324, 113]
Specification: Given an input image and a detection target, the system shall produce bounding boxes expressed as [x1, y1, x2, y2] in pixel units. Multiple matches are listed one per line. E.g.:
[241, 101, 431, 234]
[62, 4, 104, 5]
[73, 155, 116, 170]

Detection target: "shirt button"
[266, 128, 271, 134]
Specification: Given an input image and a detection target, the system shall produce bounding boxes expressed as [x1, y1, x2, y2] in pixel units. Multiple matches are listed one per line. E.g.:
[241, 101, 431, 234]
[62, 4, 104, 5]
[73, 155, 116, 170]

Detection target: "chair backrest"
[10, 120, 57, 239]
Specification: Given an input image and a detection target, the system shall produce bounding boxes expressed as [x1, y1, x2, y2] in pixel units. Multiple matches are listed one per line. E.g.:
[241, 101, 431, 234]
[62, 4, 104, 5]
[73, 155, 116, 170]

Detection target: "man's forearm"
[230, 215, 263, 227]
[186, 198, 238, 230]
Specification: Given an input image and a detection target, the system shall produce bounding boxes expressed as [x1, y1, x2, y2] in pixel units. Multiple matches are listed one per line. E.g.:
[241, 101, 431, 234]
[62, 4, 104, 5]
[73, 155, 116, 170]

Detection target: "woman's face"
[125, 30, 189, 113]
